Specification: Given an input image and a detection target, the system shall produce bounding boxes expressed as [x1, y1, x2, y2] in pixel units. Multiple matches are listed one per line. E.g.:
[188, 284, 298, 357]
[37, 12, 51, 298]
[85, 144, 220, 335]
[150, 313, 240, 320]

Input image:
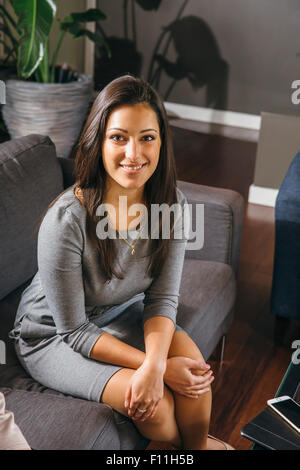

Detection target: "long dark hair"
[38, 75, 178, 282]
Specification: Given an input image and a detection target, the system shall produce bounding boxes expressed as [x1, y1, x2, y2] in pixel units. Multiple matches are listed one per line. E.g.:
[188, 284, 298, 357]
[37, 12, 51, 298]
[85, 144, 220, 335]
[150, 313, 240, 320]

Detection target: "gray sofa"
[0, 134, 244, 450]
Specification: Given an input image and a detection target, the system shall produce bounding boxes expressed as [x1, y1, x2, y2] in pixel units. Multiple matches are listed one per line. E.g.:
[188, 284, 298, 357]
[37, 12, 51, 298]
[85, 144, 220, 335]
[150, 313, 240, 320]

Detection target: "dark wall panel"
[95, 0, 300, 116]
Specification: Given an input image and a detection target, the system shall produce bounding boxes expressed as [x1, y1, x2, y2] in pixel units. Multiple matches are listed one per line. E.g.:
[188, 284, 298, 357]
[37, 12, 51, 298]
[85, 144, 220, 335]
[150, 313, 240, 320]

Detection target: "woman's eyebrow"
[107, 127, 158, 134]
[140, 128, 158, 133]
[108, 127, 128, 133]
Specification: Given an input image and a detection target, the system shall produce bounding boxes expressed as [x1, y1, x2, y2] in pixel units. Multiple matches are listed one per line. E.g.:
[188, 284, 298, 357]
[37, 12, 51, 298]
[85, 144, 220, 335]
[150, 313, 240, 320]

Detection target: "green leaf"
[59, 20, 81, 35]
[63, 26, 111, 57]
[59, 14, 73, 27]
[58, 8, 110, 58]
[68, 8, 107, 23]
[81, 29, 110, 56]
[59, 8, 107, 32]
[11, 0, 56, 79]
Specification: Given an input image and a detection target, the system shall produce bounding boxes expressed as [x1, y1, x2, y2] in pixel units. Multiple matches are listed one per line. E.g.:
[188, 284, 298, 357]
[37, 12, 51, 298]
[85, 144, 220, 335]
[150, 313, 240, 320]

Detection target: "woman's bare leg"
[101, 368, 183, 447]
[167, 331, 222, 450]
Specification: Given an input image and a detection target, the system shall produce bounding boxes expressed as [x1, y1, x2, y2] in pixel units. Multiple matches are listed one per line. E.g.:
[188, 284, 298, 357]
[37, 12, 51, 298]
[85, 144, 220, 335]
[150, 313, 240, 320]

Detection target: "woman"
[9, 75, 233, 450]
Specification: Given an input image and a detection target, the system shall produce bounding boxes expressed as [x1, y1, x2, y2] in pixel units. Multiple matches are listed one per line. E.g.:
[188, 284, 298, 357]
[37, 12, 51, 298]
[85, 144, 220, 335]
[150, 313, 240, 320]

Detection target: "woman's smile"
[119, 162, 148, 174]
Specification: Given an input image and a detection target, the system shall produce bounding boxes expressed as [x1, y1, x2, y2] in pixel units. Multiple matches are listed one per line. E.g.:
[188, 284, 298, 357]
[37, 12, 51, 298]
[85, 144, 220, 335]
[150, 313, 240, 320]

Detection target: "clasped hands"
[124, 356, 214, 422]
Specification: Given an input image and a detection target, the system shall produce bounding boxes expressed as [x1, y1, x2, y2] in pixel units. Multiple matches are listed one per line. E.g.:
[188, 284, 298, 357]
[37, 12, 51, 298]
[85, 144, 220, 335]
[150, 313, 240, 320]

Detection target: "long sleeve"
[142, 188, 190, 327]
[0, 393, 31, 450]
[37, 204, 106, 358]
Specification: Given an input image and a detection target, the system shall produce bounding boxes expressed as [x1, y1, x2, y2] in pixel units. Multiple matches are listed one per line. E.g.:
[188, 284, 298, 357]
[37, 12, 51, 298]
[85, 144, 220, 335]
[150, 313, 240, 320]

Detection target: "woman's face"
[102, 102, 161, 198]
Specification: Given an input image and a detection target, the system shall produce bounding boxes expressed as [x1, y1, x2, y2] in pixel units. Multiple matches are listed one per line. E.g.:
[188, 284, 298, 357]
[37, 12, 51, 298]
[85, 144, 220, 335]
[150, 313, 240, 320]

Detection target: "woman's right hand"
[124, 359, 166, 422]
[164, 356, 214, 398]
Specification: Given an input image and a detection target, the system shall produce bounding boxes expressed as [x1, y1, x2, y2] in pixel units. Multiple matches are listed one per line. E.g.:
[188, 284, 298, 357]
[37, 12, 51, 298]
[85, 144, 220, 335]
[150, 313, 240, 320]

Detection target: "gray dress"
[9, 185, 189, 403]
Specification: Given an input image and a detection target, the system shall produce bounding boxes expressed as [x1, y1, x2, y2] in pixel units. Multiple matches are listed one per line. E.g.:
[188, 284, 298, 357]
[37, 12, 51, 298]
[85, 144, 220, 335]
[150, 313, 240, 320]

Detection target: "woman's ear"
[74, 186, 85, 206]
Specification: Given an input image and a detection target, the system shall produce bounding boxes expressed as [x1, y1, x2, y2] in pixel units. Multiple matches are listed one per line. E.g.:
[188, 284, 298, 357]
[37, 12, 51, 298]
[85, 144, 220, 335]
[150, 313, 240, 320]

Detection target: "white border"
[164, 101, 261, 131]
[248, 184, 278, 207]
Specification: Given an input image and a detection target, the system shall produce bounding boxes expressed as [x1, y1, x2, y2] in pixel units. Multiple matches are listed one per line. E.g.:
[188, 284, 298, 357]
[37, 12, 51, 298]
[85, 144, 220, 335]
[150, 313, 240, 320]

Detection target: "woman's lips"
[119, 163, 147, 174]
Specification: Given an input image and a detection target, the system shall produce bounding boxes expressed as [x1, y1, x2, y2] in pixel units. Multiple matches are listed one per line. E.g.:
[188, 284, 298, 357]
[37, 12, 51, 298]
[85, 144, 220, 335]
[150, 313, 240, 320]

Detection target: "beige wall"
[49, 0, 86, 73]
[254, 112, 300, 189]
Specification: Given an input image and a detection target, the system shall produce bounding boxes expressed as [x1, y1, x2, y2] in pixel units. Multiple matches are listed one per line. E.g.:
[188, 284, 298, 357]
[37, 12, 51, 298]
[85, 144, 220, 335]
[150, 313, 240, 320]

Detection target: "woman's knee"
[101, 369, 176, 425]
[148, 385, 175, 425]
[100, 368, 134, 416]
[169, 331, 205, 363]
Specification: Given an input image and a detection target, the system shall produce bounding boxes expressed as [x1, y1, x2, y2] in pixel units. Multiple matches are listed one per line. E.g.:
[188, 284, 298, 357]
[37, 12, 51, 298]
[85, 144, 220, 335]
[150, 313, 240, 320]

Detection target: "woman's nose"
[125, 139, 139, 160]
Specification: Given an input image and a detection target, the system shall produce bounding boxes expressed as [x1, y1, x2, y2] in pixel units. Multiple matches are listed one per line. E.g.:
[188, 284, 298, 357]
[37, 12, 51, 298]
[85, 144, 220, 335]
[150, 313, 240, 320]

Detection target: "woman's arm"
[90, 319, 174, 423]
[90, 331, 145, 368]
[143, 315, 175, 368]
[123, 317, 174, 421]
[90, 320, 212, 403]
[89, 316, 174, 369]
[38, 206, 106, 358]
[142, 188, 190, 332]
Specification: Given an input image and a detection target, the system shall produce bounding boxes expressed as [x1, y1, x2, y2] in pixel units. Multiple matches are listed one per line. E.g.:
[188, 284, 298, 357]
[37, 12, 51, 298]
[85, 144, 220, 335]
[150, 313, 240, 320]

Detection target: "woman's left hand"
[164, 356, 214, 398]
[124, 360, 166, 422]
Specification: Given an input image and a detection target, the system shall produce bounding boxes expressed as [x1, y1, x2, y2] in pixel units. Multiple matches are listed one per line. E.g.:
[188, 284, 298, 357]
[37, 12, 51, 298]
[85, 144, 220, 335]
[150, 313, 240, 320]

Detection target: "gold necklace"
[116, 224, 145, 255]
[75, 187, 146, 255]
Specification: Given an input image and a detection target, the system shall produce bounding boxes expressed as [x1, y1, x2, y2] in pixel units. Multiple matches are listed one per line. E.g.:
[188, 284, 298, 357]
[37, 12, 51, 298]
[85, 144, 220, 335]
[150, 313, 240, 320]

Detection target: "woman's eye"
[110, 135, 125, 142]
[142, 135, 155, 142]
[109, 134, 155, 142]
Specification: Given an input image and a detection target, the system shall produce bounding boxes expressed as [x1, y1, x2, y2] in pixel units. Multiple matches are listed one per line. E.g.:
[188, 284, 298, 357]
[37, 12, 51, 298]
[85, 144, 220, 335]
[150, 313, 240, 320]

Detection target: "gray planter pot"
[2, 74, 93, 158]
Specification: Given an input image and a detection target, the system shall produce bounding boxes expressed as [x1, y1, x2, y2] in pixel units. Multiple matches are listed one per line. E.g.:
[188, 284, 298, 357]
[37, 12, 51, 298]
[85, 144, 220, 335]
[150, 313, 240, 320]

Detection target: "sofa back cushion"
[0, 134, 64, 300]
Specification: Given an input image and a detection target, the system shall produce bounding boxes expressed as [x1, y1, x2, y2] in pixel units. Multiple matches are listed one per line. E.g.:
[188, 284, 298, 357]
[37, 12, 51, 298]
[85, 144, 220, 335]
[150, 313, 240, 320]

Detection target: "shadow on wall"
[94, 0, 228, 110]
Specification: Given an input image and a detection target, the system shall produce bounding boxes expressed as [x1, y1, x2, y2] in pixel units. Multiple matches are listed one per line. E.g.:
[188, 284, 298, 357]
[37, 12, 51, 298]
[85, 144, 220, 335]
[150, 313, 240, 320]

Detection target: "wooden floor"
[147, 125, 300, 450]
[171, 126, 257, 202]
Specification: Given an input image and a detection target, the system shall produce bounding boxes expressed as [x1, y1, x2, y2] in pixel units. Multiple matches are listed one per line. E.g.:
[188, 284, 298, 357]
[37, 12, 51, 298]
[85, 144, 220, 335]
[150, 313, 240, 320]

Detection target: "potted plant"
[0, 0, 110, 158]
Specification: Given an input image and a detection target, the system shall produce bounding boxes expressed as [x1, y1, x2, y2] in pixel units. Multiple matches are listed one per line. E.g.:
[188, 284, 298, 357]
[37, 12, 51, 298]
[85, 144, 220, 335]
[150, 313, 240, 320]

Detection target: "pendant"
[131, 248, 135, 255]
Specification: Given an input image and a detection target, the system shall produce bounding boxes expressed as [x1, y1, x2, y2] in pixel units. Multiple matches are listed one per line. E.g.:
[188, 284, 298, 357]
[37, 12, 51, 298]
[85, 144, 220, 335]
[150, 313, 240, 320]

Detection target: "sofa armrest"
[57, 157, 76, 189]
[177, 180, 245, 276]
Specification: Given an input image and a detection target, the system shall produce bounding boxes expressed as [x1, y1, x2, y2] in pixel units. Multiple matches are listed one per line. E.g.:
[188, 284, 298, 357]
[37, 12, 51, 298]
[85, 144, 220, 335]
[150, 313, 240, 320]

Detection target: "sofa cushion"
[1, 387, 121, 450]
[0, 134, 64, 300]
[177, 258, 236, 358]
